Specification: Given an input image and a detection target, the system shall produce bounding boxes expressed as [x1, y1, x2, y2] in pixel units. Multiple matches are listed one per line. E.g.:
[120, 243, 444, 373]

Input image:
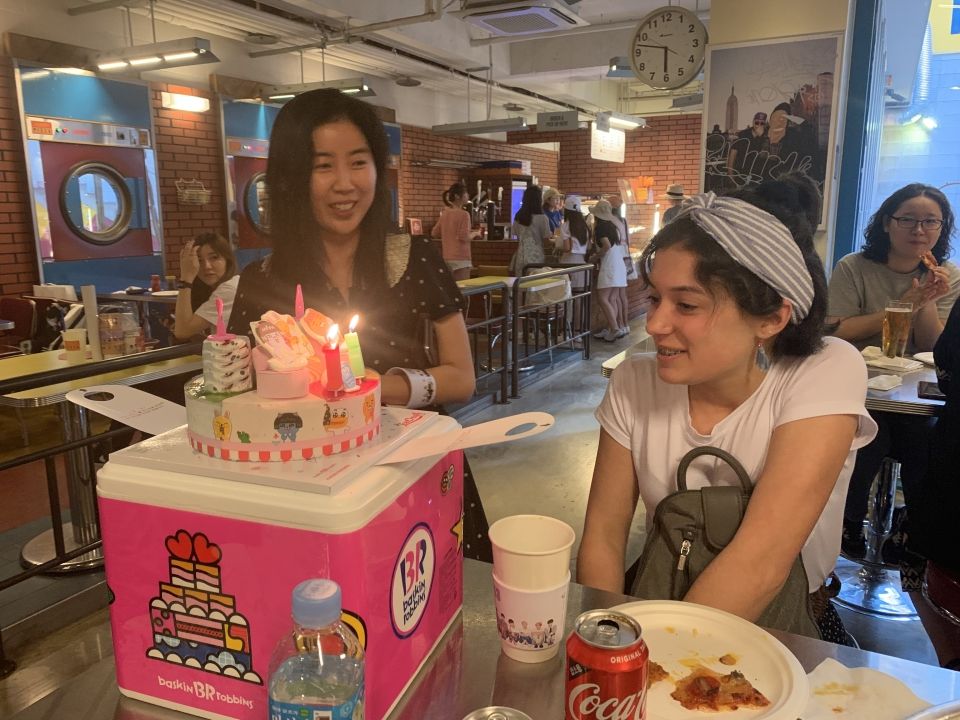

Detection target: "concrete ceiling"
[88, 0, 711, 119]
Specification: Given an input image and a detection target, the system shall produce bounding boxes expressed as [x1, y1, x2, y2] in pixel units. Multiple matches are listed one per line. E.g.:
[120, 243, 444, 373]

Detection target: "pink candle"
[323, 324, 343, 393]
[294, 284, 304, 320]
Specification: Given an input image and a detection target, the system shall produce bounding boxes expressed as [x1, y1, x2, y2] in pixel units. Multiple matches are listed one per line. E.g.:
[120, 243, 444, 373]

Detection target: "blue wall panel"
[223, 100, 280, 140]
[42, 256, 164, 293]
[20, 70, 151, 128]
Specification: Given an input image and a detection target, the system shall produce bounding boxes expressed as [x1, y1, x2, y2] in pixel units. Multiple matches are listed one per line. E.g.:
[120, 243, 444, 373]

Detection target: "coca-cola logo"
[567, 682, 646, 720]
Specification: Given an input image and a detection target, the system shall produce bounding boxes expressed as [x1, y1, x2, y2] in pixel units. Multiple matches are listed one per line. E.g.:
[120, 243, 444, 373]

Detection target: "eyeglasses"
[889, 215, 944, 231]
[753, 121, 765, 126]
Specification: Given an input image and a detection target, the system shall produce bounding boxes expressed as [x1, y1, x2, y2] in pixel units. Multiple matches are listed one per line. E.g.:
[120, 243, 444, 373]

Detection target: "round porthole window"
[60, 163, 132, 244]
[244, 172, 270, 234]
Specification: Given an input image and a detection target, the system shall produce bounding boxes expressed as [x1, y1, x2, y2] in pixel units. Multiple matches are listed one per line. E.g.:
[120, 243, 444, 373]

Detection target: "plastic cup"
[488, 515, 575, 591]
[493, 571, 569, 663]
[61, 328, 87, 361]
[882, 301, 913, 358]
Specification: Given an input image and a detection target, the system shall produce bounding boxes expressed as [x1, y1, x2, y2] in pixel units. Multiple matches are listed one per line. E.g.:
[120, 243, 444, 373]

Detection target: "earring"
[756, 340, 771, 371]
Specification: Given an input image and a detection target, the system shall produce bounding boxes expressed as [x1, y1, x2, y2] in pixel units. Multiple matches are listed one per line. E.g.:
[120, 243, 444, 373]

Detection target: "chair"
[0, 296, 37, 354]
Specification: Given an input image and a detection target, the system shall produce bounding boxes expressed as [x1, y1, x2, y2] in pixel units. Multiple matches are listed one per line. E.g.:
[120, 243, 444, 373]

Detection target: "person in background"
[174, 232, 239, 340]
[226, 89, 490, 561]
[579, 177, 876, 642]
[662, 183, 688, 225]
[726, 113, 768, 183]
[510, 184, 551, 276]
[903, 299, 960, 670]
[590, 199, 628, 342]
[558, 195, 590, 291]
[542, 186, 564, 233]
[827, 183, 959, 558]
[432, 182, 481, 281]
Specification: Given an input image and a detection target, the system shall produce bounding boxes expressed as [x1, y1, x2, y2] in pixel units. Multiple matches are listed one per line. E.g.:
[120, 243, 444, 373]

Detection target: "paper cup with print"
[493, 571, 569, 663]
[61, 328, 87, 361]
[488, 514, 575, 590]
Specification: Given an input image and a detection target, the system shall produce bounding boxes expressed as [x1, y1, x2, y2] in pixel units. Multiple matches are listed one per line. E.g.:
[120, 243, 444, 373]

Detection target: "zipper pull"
[677, 539, 691, 571]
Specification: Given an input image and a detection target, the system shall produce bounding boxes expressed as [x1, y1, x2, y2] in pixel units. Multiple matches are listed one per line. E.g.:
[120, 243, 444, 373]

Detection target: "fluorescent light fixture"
[260, 77, 376, 102]
[597, 111, 646, 130]
[607, 56, 635, 78]
[93, 37, 219, 72]
[161, 92, 210, 113]
[431, 116, 529, 135]
[922, 116, 939, 130]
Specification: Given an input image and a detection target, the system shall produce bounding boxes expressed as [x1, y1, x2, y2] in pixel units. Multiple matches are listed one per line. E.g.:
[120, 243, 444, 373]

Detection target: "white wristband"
[386, 367, 436, 408]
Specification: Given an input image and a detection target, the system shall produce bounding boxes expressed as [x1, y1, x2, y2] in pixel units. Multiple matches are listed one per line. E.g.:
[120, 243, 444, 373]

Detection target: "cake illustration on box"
[146, 529, 262, 684]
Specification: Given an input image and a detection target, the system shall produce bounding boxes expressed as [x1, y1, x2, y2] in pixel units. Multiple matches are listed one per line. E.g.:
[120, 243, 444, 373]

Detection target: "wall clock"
[630, 5, 708, 90]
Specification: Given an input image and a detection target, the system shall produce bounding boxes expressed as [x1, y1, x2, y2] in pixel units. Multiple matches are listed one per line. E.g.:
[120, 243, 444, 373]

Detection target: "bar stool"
[835, 457, 918, 618]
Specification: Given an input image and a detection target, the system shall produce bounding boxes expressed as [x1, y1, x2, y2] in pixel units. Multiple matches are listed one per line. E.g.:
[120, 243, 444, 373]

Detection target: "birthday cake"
[185, 302, 381, 461]
[147, 529, 262, 683]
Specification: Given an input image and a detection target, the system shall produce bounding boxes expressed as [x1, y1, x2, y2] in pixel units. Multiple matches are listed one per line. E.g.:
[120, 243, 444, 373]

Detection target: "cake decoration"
[146, 529, 262, 684]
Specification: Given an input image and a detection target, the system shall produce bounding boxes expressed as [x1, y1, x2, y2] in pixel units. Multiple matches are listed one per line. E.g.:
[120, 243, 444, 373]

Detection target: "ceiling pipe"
[250, 0, 442, 59]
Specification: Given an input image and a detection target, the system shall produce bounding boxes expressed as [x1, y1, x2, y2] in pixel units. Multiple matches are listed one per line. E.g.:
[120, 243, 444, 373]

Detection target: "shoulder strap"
[676, 446, 752, 493]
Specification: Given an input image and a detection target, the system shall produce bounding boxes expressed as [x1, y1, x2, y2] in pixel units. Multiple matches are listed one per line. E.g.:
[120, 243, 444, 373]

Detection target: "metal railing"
[459, 281, 510, 403]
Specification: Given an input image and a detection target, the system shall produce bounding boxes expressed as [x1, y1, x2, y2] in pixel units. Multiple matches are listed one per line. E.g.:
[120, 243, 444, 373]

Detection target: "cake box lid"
[98, 407, 457, 533]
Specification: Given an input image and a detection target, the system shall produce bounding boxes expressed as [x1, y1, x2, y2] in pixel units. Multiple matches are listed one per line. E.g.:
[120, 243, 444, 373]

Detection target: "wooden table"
[96, 291, 179, 305]
[8, 559, 960, 719]
[0, 348, 201, 571]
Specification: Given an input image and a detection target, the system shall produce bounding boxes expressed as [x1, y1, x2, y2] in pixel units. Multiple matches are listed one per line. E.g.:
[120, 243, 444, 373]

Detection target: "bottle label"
[268, 683, 363, 720]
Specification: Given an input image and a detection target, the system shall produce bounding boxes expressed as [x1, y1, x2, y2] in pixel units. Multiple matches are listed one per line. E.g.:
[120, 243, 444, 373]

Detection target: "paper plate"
[611, 600, 808, 720]
[149, 290, 180, 297]
[913, 352, 935, 366]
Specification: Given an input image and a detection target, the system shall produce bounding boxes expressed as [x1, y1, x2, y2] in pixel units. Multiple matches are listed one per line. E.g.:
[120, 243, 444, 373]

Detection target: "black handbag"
[627, 446, 820, 638]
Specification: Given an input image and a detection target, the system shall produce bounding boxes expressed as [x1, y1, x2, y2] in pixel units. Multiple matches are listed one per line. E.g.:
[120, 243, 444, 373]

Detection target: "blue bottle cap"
[291, 579, 342, 628]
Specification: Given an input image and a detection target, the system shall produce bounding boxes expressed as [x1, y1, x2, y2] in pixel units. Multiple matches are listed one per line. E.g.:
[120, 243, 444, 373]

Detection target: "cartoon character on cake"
[183, 292, 382, 461]
[146, 530, 262, 684]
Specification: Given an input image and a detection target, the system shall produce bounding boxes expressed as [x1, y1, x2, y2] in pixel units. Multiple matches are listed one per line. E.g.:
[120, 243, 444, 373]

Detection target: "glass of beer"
[882, 301, 913, 358]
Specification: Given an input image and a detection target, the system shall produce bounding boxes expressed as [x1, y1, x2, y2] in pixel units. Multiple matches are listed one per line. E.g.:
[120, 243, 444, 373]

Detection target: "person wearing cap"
[661, 184, 687, 225]
[578, 175, 877, 642]
[542, 187, 564, 233]
[558, 195, 590, 291]
[726, 112, 768, 182]
[590, 199, 630, 341]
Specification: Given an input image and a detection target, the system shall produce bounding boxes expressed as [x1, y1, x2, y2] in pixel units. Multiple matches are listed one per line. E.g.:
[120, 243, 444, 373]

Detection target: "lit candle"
[344, 314, 365, 380]
[323, 324, 343, 394]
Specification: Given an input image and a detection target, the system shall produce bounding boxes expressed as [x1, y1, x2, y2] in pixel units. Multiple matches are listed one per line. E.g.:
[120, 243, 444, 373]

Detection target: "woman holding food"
[827, 184, 959, 558]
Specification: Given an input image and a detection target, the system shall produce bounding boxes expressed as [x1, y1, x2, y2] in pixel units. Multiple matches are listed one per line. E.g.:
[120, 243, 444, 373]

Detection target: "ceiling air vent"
[452, 1, 589, 37]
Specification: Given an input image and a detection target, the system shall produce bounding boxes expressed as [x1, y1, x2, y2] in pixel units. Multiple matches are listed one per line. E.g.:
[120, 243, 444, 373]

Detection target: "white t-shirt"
[195, 275, 240, 328]
[595, 337, 878, 591]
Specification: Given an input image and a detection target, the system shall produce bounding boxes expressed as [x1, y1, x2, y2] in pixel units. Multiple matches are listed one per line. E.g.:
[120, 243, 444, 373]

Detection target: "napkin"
[803, 658, 930, 720]
[867, 374, 903, 391]
[862, 348, 923, 372]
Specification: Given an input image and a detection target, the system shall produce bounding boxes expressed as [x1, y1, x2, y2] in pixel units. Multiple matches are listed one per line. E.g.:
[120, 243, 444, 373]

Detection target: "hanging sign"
[590, 124, 625, 163]
[536, 111, 579, 131]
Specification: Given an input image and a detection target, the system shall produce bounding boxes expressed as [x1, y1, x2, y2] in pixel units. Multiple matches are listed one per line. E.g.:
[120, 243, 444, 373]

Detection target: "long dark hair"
[514, 185, 543, 227]
[443, 182, 467, 208]
[190, 232, 237, 312]
[593, 218, 622, 246]
[565, 208, 589, 246]
[862, 183, 954, 266]
[265, 89, 391, 289]
[639, 174, 827, 359]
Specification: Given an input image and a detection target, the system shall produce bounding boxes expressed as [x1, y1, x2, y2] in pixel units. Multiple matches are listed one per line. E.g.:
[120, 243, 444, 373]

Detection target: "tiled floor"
[0, 321, 945, 716]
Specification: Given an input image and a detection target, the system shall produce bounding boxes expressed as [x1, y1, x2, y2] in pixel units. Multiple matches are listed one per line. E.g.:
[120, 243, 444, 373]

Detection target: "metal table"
[9, 559, 960, 719]
[835, 364, 943, 619]
[0, 347, 201, 571]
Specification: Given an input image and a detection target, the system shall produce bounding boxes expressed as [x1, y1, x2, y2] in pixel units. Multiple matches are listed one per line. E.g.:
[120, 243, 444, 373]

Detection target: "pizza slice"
[671, 665, 770, 712]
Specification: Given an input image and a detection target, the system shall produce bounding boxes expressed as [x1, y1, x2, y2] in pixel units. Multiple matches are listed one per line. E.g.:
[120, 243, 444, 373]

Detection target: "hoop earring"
[756, 340, 771, 371]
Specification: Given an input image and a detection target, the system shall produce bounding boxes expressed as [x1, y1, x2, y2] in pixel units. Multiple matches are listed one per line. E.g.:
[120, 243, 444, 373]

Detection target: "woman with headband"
[578, 176, 877, 642]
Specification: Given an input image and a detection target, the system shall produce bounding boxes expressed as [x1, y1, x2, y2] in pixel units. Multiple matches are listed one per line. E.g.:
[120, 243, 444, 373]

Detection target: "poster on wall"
[701, 34, 842, 224]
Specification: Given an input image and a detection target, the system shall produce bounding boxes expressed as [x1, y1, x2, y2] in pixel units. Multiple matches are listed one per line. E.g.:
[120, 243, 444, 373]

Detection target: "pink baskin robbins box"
[97, 411, 463, 720]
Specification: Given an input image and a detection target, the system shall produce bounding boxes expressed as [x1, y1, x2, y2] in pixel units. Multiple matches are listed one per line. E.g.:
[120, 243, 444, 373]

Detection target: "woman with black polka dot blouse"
[227, 89, 492, 561]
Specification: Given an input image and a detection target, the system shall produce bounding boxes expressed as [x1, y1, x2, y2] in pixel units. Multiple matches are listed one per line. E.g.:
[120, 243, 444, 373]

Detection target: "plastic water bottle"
[268, 579, 364, 720]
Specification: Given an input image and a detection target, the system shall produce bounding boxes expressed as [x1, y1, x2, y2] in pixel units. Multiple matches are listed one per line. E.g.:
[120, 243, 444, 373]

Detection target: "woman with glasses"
[827, 183, 960, 559]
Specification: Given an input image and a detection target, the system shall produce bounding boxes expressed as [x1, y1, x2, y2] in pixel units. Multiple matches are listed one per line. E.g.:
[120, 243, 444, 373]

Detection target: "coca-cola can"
[462, 707, 533, 720]
[565, 609, 648, 720]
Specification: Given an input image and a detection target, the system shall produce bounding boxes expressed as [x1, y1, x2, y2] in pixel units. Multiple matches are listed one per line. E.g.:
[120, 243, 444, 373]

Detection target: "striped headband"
[672, 191, 814, 324]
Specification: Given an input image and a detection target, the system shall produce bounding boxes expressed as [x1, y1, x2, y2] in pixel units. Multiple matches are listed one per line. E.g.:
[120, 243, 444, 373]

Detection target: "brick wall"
[150, 83, 227, 276]
[400, 124, 558, 232]
[0, 57, 36, 296]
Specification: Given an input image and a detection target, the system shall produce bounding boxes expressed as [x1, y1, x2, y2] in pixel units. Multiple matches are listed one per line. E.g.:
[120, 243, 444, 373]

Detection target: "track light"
[596, 111, 646, 130]
[431, 117, 529, 136]
[260, 77, 376, 102]
[93, 37, 219, 72]
[607, 56, 635, 78]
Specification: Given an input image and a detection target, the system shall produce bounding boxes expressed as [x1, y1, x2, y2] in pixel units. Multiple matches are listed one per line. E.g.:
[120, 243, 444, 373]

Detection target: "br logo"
[390, 523, 435, 638]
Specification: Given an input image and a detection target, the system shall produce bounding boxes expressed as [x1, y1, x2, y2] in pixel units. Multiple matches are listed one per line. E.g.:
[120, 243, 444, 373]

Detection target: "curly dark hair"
[639, 174, 827, 359]
[265, 89, 392, 290]
[861, 183, 954, 266]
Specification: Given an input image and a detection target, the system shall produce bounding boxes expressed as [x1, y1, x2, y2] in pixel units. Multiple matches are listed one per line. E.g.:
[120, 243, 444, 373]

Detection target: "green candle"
[345, 314, 365, 379]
